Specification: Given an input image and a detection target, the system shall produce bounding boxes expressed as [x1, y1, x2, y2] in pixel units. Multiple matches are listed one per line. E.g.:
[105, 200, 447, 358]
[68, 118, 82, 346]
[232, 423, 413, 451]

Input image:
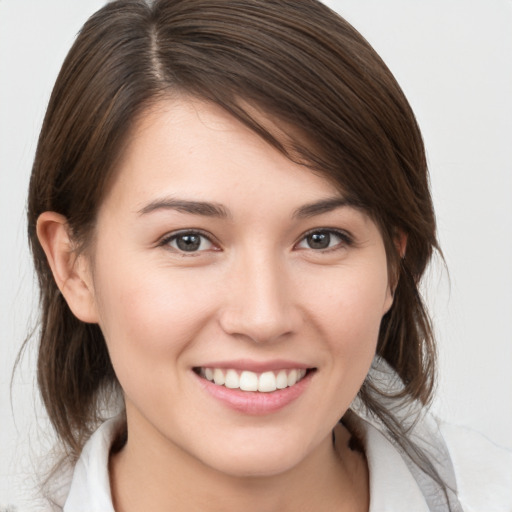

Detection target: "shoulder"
[439, 422, 512, 511]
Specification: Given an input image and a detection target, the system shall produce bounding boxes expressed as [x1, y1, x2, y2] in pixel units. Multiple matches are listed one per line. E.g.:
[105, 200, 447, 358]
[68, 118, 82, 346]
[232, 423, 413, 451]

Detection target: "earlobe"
[36, 212, 99, 323]
[396, 231, 407, 260]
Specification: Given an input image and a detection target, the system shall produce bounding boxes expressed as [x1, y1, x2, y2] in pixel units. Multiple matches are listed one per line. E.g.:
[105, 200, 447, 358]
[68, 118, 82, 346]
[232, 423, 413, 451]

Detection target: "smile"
[193, 364, 315, 414]
[197, 367, 308, 393]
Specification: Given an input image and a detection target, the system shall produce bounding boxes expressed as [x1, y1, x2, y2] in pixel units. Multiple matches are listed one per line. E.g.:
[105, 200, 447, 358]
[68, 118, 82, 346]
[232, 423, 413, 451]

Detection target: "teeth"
[287, 369, 298, 387]
[225, 369, 239, 389]
[276, 370, 288, 389]
[200, 367, 308, 392]
[240, 371, 259, 391]
[258, 371, 276, 393]
[213, 368, 225, 385]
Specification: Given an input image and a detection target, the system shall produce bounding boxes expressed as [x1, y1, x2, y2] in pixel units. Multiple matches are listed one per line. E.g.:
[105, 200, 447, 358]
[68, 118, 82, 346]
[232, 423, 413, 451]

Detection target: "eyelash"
[158, 228, 353, 254]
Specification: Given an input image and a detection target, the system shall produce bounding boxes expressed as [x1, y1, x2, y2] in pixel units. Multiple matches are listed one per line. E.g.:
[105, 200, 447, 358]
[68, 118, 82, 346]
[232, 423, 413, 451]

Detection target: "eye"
[162, 230, 215, 253]
[296, 229, 350, 251]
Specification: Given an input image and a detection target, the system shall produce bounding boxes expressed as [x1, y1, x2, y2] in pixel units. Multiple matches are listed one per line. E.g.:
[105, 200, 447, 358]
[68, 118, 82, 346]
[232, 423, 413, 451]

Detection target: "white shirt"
[37, 411, 511, 512]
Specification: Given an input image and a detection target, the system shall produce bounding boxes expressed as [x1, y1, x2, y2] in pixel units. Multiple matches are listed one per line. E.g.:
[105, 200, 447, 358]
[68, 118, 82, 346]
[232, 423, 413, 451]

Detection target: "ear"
[36, 212, 99, 323]
[395, 230, 407, 260]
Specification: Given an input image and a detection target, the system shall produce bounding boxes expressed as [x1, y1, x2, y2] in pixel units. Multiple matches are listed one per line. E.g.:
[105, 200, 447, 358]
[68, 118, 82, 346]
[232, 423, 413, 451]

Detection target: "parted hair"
[27, 0, 442, 494]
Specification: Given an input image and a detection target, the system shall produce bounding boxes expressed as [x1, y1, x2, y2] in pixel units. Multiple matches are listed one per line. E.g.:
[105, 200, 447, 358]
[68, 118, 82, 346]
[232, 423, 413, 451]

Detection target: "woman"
[24, 0, 510, 510]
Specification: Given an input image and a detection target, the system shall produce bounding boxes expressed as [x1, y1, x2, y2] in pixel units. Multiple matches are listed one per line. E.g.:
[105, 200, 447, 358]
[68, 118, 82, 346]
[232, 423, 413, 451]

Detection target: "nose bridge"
[220, 245, 296, 343]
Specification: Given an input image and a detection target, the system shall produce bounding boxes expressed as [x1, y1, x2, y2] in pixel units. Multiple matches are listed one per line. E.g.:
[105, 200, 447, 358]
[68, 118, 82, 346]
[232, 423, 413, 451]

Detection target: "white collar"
[63, 417, 121, 512]
[361, 418, 430, 511]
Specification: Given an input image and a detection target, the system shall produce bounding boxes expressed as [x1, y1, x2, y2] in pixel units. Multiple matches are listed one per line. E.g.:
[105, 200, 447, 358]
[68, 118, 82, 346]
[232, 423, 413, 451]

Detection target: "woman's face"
[87, 98, 393, 477]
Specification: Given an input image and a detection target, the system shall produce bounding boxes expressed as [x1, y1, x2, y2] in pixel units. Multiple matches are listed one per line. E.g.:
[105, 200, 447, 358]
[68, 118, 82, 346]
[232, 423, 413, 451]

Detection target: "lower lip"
[194, 371, 314, 415]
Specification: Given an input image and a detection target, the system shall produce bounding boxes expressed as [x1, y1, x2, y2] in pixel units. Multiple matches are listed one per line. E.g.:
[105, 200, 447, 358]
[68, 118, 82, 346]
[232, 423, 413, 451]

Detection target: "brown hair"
[28, 0, 443, 498]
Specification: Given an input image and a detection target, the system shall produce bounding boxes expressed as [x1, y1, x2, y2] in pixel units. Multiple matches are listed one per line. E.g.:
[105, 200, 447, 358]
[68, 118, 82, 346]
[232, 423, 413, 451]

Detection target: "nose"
[218, 250, 300, 344]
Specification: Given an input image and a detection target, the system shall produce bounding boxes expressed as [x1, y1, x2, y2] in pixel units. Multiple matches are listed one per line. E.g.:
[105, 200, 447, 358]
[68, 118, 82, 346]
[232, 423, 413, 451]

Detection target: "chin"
[194, 430, 315, 479]
[206, 452, 302, 479]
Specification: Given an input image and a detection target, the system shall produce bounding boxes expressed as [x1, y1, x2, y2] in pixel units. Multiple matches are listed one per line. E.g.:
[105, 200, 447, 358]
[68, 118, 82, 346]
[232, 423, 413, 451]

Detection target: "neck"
[110, 417, 368, 512]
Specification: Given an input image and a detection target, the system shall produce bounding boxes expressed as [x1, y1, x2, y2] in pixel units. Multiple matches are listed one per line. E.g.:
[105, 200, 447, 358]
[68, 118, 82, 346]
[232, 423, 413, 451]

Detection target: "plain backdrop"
[1, 0, 511, 505]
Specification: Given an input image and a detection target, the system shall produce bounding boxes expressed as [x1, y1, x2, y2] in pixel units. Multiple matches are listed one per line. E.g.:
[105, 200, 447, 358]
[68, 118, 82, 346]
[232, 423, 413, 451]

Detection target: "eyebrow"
[137, 196, 359, 219]
[292, 197, 358, 219]
[137, 198, 229, 218]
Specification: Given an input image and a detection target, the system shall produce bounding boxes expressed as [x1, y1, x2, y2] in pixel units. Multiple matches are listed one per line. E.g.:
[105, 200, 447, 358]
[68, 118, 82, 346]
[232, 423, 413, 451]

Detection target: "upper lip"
[194, 359, 314, 373]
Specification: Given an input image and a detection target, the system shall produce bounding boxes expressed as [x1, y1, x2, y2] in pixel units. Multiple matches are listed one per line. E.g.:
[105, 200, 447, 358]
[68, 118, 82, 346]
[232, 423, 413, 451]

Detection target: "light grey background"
[1, 0, 511, 505]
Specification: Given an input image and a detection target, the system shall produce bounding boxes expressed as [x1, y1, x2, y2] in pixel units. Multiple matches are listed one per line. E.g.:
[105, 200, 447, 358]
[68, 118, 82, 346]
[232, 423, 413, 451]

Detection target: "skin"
[38, 98, 395, 511]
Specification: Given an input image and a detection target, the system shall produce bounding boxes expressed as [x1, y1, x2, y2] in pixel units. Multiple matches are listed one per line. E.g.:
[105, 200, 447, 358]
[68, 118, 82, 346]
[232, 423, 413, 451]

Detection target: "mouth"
[194, 367, 313, 393]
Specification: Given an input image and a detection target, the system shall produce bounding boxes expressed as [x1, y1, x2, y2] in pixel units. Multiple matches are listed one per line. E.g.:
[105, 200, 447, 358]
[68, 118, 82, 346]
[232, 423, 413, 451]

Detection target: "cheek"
[303, 262, 390, 383]
[92, 266, 222, 421]
[316, 265, 389, 338]
[92, 260, 216, 378]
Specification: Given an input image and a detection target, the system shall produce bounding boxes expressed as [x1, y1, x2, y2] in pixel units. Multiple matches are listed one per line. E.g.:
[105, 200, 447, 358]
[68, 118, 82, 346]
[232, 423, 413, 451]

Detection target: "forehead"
[101, 98, 346, 214]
